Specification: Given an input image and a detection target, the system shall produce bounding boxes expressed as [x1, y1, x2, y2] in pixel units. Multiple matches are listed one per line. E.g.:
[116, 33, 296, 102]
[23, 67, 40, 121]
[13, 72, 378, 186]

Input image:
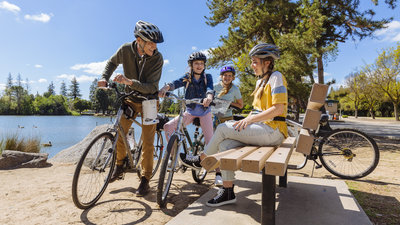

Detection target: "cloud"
[199, 48, 213, 58]
[375, 20, 400, 42]
[0, 1, 20, 14]
[164, 59, 170, 65]
[192, 46, 197, 50]
[168, 69, 174, 72]
[24, 13, 52, 23]
[34, 64, 43, 68]
[56, 74, 97, 83]
[71, 61, 107, 75]
[38, 78, 47, 83]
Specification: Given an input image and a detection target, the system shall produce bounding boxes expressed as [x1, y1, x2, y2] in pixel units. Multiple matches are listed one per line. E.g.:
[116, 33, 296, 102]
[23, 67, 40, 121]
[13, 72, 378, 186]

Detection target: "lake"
[0, 115, 128, 158]
[0, 115, 199, 159]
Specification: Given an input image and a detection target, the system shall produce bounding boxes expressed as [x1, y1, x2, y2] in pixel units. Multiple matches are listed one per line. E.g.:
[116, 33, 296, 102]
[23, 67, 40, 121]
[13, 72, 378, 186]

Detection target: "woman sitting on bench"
[180, 43, 288, 207]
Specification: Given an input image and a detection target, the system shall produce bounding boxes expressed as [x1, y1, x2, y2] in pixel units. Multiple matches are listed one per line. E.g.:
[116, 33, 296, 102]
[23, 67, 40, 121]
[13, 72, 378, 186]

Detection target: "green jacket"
[101, 41, 163, 96]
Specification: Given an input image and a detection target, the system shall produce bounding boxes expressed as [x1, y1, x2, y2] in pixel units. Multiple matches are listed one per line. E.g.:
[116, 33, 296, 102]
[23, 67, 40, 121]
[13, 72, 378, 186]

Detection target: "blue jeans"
[205, 121, 284, 181]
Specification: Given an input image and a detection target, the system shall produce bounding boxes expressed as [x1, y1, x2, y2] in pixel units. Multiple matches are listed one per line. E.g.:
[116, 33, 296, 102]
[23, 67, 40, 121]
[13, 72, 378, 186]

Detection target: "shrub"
[0, 133, 41, 153]
[342, 115, 348, 118]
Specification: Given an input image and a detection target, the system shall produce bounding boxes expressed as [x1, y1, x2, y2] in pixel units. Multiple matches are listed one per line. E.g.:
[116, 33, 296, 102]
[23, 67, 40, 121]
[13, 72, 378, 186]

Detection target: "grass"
[0, 133, 41, 154]
[346, 180, 400, 225]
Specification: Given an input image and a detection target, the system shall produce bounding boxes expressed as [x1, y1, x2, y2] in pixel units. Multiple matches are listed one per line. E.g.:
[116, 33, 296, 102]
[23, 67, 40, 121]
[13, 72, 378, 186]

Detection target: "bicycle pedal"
[315, 165, 322, 169]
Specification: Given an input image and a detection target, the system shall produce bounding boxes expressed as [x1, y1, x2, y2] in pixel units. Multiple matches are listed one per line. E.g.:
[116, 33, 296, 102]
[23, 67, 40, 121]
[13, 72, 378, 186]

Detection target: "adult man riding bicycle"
[98, 20, 164, 197]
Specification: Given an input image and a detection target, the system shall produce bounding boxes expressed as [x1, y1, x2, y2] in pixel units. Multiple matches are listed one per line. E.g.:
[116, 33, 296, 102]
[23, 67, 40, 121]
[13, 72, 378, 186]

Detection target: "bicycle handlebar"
[99, 82, 148, 102]
[165, 91, 205, 106]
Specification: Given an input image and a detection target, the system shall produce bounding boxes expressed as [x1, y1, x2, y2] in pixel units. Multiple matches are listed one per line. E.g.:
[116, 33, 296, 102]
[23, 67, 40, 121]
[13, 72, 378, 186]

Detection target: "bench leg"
[279, 170, 287, 187]
[262, 168, 275, 225]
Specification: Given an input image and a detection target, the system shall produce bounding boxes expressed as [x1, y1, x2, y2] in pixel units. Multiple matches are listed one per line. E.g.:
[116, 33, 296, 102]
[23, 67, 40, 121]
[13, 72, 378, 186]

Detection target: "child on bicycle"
[212, 66, 244, 186]
[213, 66, 244, 125]
[158, 52, 214, 169]
[180, 43, 288, 207]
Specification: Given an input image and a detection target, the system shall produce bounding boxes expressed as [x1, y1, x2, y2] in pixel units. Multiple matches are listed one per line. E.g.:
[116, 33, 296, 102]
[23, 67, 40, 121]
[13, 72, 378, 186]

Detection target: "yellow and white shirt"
[252, 71, 288, 138]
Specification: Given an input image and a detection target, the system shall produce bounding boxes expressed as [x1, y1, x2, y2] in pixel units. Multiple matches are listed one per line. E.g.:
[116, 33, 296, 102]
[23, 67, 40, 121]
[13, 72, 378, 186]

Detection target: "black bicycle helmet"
[134, 20, 164, 43]
[188, 52, 207, 64]
[249, 43, 280, 60]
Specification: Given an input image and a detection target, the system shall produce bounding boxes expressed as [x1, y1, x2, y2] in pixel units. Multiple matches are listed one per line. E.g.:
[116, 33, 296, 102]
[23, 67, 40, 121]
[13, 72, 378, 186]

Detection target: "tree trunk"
[394, 102, 399, 121]
[355, 106, 358, 118]
[370, 109, 375, 119]
[317, 56, 324, 84]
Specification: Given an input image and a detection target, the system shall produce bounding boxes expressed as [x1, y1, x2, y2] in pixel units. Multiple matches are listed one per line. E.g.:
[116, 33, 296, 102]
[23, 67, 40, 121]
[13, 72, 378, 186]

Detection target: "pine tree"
[60, 81, 67, 97]
[69, 77, 81, 100]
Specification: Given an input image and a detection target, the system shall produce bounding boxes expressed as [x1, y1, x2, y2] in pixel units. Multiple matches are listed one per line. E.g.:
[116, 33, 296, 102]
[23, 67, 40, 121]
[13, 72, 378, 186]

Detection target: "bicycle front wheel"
[318, 129, 379, 179]
[191, 132, 207, 184]
[136, 130, 164, 179]
[157, 134, 179, 207]
[72, 132, 116, 209]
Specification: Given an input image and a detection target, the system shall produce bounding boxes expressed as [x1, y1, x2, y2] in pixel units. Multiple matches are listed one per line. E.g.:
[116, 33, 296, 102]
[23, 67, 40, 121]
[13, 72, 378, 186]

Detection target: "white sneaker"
[214, 174, 223, 187]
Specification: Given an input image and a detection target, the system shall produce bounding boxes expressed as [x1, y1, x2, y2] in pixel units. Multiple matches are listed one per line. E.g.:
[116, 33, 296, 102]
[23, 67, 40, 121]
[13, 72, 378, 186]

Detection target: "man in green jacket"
[98, 20, 164, 197]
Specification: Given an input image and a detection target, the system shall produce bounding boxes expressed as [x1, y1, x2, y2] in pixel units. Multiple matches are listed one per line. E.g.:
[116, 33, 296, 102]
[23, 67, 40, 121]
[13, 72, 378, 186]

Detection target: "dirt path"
[1, 137, 399, 225]
[0, 164, 213, 225]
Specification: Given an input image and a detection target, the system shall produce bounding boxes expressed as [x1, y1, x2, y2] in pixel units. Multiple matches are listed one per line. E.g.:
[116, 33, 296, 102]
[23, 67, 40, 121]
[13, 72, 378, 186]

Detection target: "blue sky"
[1, 0, 399, 100]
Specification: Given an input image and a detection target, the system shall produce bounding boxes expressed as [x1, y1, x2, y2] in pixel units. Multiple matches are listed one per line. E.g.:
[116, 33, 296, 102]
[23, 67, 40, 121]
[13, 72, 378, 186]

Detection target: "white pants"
[205, 121, 284, 181]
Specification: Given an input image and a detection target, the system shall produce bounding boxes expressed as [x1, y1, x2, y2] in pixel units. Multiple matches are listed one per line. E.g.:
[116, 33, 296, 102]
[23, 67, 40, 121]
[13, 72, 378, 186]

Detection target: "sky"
[1, 0, 399, 100]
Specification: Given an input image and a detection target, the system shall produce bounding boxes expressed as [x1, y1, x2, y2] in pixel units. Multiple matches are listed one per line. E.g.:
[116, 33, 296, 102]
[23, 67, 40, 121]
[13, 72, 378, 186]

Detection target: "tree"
[68, 77, 81, 100]
[358, 70, 380, 119]
[345, 72, 363, 118]
[5, 73, 13, 97]
[73, 98, 91, 114]
[44, 81, 56, 98]
[205, 0, 397, 91]
[60, 81, 67, 97]
[89, 79, 98, 110]
[369, 45, 400, 121]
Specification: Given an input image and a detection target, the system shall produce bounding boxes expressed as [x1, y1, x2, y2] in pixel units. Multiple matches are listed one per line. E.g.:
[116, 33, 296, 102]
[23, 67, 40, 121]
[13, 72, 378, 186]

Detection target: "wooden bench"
[201, 83, 329, 225]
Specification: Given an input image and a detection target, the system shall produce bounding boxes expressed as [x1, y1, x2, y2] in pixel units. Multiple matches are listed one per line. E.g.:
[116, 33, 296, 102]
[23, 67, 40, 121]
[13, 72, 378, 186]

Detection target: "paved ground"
[167, 172, 372, 225]
[330, 117, 400, 140]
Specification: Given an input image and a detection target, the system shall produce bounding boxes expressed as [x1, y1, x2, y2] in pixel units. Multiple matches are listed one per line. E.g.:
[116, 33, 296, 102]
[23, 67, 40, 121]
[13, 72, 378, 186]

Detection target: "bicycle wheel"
[191, 132, 207, 184]
[157, 134, 179, 207]
[72, 132, 116, 209]
[318, 129, 379, 179]
[136, 130, 164, 179]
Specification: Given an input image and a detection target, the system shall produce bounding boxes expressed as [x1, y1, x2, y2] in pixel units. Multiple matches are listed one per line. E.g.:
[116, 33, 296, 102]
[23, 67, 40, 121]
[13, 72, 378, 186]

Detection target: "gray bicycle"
[72, 83, 166, 209]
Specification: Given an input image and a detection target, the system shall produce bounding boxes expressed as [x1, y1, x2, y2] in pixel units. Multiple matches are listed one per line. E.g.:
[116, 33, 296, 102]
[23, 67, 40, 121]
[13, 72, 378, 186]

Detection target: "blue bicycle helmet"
[220, 66, 236, 75]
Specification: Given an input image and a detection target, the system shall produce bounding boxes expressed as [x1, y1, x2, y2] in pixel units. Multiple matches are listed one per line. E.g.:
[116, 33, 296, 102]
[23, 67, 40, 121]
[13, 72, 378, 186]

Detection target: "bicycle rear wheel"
[318, 129, 379, 179]
[191, 132, 207, 184]
[136, 130, 164, 179]
[157, 134, 179, 207]
[72, 132, 116, 209]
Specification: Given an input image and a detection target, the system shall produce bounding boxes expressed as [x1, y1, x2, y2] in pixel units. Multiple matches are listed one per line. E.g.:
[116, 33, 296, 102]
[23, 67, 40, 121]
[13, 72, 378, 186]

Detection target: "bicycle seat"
[192, 118, 201, 127]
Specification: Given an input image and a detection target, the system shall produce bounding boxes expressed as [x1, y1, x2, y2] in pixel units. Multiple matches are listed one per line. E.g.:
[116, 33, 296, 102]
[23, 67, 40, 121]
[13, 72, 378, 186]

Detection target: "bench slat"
[220, 146, 259, 171]
[302, 109, 322, 130]
[295, 129, 314, 155]
[200, 147, 242, 171]
[241, 147, 275, 173]
[265, 145, 295, 176]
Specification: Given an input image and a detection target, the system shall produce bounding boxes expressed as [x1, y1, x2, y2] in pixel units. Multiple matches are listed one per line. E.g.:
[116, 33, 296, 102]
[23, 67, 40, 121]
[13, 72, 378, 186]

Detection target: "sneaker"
[109, 165, 124, 183]
[179, 153, 201, 169]
[135, 176, 150, 197]
[206, 185, 236, 207]
[214, 173, 223, 187]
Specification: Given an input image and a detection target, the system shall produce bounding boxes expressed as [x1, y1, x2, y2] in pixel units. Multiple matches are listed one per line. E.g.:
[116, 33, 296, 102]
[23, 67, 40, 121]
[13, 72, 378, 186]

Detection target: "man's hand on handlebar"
[98, 79, 108, 88]
[113, 74, 132, 86]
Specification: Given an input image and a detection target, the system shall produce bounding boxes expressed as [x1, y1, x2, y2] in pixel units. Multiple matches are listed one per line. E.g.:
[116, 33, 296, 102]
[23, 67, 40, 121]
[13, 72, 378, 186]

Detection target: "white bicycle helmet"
[249, 43, 280, 60]
[134, 20, 164, 43]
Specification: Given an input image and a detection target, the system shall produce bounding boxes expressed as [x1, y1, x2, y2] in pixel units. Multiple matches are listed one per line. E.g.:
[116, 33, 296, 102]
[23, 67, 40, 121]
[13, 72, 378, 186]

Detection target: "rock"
[49, 124, 113, 164]
[0, 150, 50, 169]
